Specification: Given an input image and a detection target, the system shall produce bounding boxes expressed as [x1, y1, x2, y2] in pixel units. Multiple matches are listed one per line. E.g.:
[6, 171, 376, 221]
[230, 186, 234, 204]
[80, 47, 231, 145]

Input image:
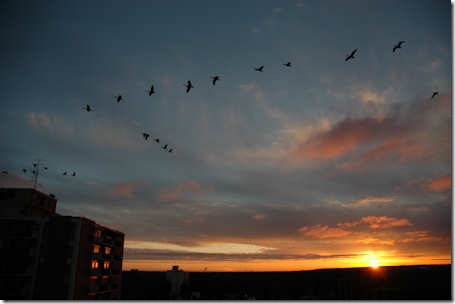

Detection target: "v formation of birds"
[81, 40, 439, 160]
[16, 41, 442, 181]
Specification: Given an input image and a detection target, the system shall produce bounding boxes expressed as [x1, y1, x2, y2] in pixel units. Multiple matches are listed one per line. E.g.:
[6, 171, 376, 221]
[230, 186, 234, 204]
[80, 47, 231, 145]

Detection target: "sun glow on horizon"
[368, 254, 380, 269]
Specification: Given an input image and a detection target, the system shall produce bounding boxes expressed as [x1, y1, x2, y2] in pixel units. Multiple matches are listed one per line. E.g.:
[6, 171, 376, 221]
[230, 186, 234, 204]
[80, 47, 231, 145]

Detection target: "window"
[93, 245, 100, 254]
[91, 260, 99, 269]
[94, 230, 102, 238]
[103, 261, 110, 269]
[104, 247, 111, 255]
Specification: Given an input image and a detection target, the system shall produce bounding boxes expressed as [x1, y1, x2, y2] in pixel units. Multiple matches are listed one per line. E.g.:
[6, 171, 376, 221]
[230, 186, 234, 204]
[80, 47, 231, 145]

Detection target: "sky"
[0, 0, 452, 272]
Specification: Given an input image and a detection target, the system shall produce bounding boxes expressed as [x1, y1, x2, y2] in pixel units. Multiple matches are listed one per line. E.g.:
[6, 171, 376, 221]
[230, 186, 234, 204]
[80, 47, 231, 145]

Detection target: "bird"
[345, 48, 357, 61]
[142, 133, 150, 140]
[283, 62, 292, 67]
[22, 169, 27, 173]
[185, 81, 194, 93]
[147, 85, 155, 96]
[115, 94, 123, 102]
[2, 170, 8, 174]
[63, 171, 67, 176]
[255, 65, 264, 72]
[162, 144, 168, 150]
[83, 105, 92, 112]
[154, 138, 160, 143]
[72, 172, 76, 177]
[393, 41, 405, 52]
[168, 148, 173, 153]
[431, 91, 439, 99]
[44, 167, 48, 170]
[211, 76, 220, 85]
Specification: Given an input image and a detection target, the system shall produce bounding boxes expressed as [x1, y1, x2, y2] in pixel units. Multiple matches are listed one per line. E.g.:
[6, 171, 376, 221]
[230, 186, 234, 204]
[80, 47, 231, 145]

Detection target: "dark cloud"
[124, 247, 362, 261]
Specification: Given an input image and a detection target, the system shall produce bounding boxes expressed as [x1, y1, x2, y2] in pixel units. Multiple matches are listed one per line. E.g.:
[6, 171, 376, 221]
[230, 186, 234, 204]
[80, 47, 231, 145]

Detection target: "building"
[0, 188, 124, 300]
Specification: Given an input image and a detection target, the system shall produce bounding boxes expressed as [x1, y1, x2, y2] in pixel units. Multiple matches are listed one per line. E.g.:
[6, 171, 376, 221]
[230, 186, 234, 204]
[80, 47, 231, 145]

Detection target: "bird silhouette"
[63, 171, 67, 176]
[431, 91, 439, 99]
[393, 41, 405, 52]
[72, 172, 76, 177]
[283, 62, 292, 67]
[162, 144, 168, 150]
[345, 48, 357, 61]
[255, 65, 264, 72]
[22, 169, 27, 173]
[142, 133, 150, 140]
[83, 105, 92, 112]
[211, 76, 220, 85]
[168, 148, 173, 153]
[154, 138, 160, 143]
[1, 170, 7, 174]
[115, 95, 123, 102]
[147, 85, 155, 96]
[185, 81, 194, 93]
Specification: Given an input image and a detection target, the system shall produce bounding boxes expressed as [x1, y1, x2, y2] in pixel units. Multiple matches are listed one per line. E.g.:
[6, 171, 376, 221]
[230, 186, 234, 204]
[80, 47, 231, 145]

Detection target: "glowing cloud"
[425, 174, 451, 192]
[298, 224, 351, 239]
[107, 181, 145, 198]
[156, 181, 211, 202]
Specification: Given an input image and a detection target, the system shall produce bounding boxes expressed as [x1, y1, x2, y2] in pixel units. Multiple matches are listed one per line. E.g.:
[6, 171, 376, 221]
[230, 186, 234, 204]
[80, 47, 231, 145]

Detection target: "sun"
[368, 255, 380, 269]
[370, 260, 380, 269]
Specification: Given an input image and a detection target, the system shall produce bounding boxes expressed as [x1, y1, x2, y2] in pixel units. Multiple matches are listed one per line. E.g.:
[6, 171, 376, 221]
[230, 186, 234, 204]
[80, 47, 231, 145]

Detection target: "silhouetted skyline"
[0, 0, 451, 272]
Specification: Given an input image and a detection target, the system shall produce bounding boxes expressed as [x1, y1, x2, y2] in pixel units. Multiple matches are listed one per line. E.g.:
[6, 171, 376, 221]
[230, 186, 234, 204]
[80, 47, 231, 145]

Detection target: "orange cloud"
[107, 181, 145, 198]
[359, 216, 412, 229]
[332, 196, 396, 208]
[298, 224, 351, 239]
[292, 117, 406, 161]
[399, 230, 442, 243]
[252, 214, 267, 220]
[156, 181, 211, 202]
[357, 238, 396, 246]
[338, 216, 412, 230]
[339, 134, 430, 171]
[425, 174, 451, 192]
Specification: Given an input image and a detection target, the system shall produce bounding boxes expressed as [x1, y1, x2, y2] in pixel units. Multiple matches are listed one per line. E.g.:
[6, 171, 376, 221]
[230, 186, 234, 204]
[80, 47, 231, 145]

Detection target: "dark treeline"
[122, 264, 450, 300]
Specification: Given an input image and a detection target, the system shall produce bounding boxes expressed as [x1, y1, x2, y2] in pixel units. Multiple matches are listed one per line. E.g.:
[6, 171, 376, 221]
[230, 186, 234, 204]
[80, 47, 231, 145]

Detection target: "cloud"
[354, 89, 386, 105]
[156, 181, 211, 202]
[357, 238, 396, 246]
[26, 112, 75, 139]
[252, 214, 267, 220]
[273, 7, 283, 13]
[300, 216, 412, 240]
[291, 94, 451, 170]
[330, 196, 396, 208]
[361, 216, 412, 229]
[399, 230, 442, 244]
[124, 247, 360, 261]
[298, 224, 351, 239]
[339, 216, 412, 230]
[251, 26, 262, 33]
[292, 117, 392, 160]
[106, 181, 146, 198]
[425, 174, 451, 192]
[420, 60, 442, 73]
[397, 175, 451, 193]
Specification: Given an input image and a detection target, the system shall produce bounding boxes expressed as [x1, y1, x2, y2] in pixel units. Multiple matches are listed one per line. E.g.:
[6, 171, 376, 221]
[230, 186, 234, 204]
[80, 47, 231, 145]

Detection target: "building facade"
[0, 188, 124, 300]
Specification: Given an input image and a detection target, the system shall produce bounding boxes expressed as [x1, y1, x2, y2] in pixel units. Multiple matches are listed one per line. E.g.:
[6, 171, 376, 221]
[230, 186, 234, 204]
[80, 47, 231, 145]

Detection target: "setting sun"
[368, 255, 380, 269]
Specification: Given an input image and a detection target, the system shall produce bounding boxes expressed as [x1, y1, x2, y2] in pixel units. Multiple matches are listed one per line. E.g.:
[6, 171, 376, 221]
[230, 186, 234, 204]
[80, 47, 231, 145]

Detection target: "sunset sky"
[0, 0, 451, 272]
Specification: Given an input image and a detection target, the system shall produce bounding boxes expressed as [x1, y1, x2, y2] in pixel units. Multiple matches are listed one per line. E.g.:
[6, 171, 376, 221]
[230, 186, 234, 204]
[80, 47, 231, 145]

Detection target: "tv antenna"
[22, 159, 48, 189]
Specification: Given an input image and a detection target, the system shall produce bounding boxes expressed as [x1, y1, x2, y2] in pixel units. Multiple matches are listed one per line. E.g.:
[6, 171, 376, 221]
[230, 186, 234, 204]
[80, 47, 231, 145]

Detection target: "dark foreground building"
[0, 188, 124, 300]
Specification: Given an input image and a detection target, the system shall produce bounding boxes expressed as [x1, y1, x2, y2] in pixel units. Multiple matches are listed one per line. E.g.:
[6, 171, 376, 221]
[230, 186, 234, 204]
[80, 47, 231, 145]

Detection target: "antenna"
[23, 159, 48, 189]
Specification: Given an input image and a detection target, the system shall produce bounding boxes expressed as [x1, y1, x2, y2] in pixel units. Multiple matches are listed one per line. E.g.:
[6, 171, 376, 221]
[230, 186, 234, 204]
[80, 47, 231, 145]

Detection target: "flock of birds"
[9, 40, 441, 183]
[79, 40, 441, 160]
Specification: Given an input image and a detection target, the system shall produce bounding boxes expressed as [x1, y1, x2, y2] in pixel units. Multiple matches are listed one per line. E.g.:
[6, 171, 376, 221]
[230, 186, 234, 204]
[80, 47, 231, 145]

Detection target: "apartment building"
[0, 188, 124, 300]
